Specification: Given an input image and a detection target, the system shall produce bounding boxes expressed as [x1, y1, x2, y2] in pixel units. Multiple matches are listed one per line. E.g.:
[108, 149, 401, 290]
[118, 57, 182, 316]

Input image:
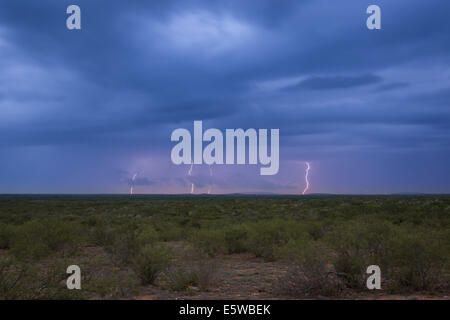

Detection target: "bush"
[305, 222, 326, 241]
[246, 219, 304, 261]
[91, 220, 116, 246]
[327, 218, 394, 289]
[0, 256, 30, 299]
[223, 225, 249, 254]
[136, 224, 160, 246]
[83, 268, 139, 299]
[388, 229, 448, 292]
[10, 218, 82, 260]
[106, 222, 141, 264]
[190, 229, 224, 256]
[333, 251, 366, 289]
[131, 244, 172, 285]
[0, 223, 13, 249]
[167, 268, 198, 291]
[191, 258, 218, 291]
[276, 244, 342, 297]
[273, 237, 313, 261]
[326, 218, 449, 292]
[0, 256, 81, 299]
[154, 222, 185, 241]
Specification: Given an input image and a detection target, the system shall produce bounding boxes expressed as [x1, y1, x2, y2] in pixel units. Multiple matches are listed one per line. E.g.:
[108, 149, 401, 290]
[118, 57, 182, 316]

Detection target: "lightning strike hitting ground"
[302, 162, 311, 195]
[188, 163, 195, 194]
[130, 173, 138, 195]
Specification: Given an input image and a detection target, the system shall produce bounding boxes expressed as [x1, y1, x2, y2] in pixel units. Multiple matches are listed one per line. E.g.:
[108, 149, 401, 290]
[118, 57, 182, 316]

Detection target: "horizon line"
[0, 192, 449, 196]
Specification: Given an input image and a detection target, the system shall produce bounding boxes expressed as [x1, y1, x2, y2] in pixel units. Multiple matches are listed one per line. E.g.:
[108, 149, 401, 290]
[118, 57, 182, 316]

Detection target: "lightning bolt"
[208, 165, 213, 194]
[130, 173, 138, 196]
[188, 163, 195, 194]
[302, 162, 310, 195]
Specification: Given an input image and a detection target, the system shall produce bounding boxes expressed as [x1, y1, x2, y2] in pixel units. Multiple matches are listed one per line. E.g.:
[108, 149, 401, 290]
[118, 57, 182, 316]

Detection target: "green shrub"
[131, 244, 172, 285]
[0, 256, 31, 299]
[246, 219, 303, 261]
[167, 268, 198, 291]
[277, 244, 341, 297]
[136, 224, 160, 246]
[333, 251, 366, 289]
[191, 258, 218, 291]
[223, 225, 249, 254]
[190, 229, 224, 256]
[154, 222, 185, 241]
[388, 229, 448, 292]
[106, 222, 141, 264]
[0, 223, 13, 249]
[327, 218, 449, 292]
[273, 237, 314, 261]
[91, 221, 116, 246]
[83, 269, 139, 299]
[327, 218, 395, 289]
[305, 222, 326, 241]
[0, 256, 82, 299]
[10, 218, 82, 260]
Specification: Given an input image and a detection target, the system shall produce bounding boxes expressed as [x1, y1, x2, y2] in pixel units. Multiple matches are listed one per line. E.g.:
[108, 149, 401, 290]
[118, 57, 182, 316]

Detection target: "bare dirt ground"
[134, 253, 449, 300]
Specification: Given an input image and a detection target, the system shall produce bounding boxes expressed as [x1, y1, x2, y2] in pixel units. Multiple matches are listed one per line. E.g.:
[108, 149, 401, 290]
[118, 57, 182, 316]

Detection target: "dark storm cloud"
[0, 0, 449, 193]
[286, 74, 382, 91]
[376, 82, 410, 92]
[411, 87, 450, 109]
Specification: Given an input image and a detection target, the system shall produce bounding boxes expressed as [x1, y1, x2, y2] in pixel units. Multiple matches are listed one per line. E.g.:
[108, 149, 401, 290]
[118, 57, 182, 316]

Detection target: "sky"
[0, 0, 449, 194]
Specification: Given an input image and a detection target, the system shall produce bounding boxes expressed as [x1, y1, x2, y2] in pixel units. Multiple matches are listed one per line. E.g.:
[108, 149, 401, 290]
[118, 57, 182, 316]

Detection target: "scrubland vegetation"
[0, 195, 448, 299]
